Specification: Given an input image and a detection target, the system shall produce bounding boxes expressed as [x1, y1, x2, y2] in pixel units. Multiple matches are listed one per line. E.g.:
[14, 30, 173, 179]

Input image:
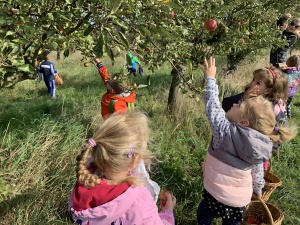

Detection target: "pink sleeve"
[159, 210, 175, 225]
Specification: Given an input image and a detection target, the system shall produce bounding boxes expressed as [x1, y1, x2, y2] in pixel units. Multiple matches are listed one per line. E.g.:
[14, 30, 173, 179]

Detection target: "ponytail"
[76, 144, 101, 188]
[267, 125, 297, 145]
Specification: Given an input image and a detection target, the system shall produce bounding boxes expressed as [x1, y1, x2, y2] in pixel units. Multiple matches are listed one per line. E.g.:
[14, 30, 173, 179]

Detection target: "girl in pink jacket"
[197, 57, 297, 225]
[68, 111, 176, 225]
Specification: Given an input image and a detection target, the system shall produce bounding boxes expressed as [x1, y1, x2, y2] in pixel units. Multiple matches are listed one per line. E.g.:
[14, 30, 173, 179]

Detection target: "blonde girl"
[197, 57, 297, 225]
[68, 111, 176, 225]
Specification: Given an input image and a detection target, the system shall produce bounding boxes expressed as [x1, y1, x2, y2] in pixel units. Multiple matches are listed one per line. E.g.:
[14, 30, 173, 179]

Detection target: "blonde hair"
[252, 67, 288, 101]
[76, 111, 155, 188]
[286, 55, 300, 69]
[240, 96, 297, 145]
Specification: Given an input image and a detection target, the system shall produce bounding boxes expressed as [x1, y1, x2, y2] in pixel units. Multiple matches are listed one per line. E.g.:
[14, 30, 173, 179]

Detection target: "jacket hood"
[231, 125, 272, 164]
[70, 185, 141, 224]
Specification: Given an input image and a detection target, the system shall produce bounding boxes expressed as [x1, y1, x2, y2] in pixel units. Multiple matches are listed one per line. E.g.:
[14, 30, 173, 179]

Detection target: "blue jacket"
[39, 60, 56, 81]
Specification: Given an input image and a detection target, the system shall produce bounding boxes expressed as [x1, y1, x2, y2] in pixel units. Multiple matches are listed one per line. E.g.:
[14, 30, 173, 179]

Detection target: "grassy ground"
[0, 51, 299, 224]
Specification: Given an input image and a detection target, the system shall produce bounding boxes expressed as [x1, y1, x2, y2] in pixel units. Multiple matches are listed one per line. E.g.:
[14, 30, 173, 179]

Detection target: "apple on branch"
[204, 19, 218, 31]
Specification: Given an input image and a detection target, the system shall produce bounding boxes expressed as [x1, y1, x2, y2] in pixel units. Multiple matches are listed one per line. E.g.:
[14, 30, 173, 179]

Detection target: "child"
[280, 54, 300, 119]
[94, 58, 136, 119]
[68, 111, 176, 225]
[38, 55, 57, 98]
[94, 58, 160, 202]
[222, 67, 288, 124]
[197, 57, 297, 225]
[126, 52, 143, 76]
[270, 18, 300, 68]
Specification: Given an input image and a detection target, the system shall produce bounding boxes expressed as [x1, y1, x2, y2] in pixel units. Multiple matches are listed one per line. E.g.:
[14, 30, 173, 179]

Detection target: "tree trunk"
[167, 63, 185, 112]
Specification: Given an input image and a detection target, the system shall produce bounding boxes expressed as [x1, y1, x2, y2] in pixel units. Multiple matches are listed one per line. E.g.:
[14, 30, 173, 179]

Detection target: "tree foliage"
[0, 0, 299, 89]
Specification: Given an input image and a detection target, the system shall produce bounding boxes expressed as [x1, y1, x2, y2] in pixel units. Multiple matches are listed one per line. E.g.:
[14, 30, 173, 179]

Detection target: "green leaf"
[83, 26, 94, 36]
[5, 31, 14, 36]
[105, 45, 115, 62]
[76, 0, 84, 7]
[17, 64, 34, 73]
[47, 30, 56, 38]
[18, 0, 36, 3]
[93, 33, 105, 57]
[111, 0, 123, 13]
[112, 19, 128, 31]
[118, 31, 129, 49]
[12, 58, 25, 66]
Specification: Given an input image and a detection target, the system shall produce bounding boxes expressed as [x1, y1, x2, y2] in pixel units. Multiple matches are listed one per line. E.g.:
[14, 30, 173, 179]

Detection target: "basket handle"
[256, 196, 275, 224]
[267, 158, 273, 173]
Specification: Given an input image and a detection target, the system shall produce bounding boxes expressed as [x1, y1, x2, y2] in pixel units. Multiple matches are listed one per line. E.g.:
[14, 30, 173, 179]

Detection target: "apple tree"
[1, 0, 300, 105]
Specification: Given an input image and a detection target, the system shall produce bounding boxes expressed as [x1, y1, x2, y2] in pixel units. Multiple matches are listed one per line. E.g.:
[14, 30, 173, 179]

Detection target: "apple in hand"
[160, 190, 170, 204]
[204, 19, 218, 31]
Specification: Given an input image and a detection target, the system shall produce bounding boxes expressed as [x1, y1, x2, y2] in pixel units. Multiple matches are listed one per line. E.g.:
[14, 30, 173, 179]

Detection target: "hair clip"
[88, 138, 97, 147]
[273, 126, 279, 132]
[128, 144, 134, 158]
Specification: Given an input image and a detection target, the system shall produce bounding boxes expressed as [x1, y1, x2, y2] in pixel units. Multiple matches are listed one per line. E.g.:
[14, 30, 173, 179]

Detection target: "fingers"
[199, 56, 215, 69]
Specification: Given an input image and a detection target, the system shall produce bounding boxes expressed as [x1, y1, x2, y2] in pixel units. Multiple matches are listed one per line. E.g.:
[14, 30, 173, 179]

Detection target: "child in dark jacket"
[38, 55, 57, 97]
[197, 57, 297, 225]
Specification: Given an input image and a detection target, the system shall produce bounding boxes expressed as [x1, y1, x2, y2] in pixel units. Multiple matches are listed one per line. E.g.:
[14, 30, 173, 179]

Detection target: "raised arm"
[94, 58, 111, 84]
[199, 57, 230, 149]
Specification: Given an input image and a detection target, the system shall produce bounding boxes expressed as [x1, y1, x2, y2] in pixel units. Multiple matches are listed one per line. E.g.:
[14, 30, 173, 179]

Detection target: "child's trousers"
[45, 80, 56, 97]
[197, 200, 239, 225]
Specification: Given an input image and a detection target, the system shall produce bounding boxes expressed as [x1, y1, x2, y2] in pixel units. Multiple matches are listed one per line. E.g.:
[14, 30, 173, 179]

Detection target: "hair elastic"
[273, 126, 279, 132]
[266, 68, 277, 83]
[88, 138, 97, 147]
[128, 144, 134, 158]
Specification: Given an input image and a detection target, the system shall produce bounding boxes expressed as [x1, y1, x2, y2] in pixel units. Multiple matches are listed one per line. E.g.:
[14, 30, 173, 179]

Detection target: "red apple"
[160, 190, 170, 203]
[241, 38, 245, 44]
[245, 216, 260, 224]
[145, 47, 152, 52]
[171, 11, 175, 17]
[204, 19, 218, 31]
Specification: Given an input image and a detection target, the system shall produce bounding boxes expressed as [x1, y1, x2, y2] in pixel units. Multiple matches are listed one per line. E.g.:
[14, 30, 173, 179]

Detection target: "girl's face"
[248, 77, 270, 96]
[226, 103, 249, 127]
[225, 103, 243, 124]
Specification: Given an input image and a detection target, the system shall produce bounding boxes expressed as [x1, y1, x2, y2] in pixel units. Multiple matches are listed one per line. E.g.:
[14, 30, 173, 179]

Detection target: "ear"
[240, 120, 250, 127]
[264, 88, 272, 95]
[129, 154, 141, 170]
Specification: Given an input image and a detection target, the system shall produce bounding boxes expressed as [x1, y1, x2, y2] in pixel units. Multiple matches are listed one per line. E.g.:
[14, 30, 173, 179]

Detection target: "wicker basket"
[241, 197, 284, 225]
[261, 159, 282, 202]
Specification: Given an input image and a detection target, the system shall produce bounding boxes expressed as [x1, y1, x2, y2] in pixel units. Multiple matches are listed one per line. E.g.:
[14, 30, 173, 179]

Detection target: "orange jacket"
[97, 65, 136, 119]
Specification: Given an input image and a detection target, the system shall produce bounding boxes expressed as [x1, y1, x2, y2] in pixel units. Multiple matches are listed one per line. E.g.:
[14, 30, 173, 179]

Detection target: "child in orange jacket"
[94, 58, 136, 119]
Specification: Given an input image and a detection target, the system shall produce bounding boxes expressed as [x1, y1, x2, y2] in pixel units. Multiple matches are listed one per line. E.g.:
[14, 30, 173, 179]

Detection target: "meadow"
[0, 51, 299, 225]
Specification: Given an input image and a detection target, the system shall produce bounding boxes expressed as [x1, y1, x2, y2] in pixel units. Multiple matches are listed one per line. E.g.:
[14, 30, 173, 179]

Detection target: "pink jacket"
[68, 185, 175, 225]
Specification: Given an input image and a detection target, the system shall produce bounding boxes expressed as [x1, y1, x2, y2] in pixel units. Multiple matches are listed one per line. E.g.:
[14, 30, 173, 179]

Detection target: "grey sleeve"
[251, 163, 265, 195]
[205, 77, 230, 149]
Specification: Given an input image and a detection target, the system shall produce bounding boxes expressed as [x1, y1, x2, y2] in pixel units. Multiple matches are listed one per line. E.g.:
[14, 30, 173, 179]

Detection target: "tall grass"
[0, 51, 299, 224]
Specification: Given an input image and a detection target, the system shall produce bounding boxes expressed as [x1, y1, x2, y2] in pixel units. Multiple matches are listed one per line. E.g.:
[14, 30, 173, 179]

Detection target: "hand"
[94, 58, 101, 63]
[243, 85, 259, 100]
[160, 190, 176, 211]
[251, 193, 261, 200]
[198, 57, 216, 78]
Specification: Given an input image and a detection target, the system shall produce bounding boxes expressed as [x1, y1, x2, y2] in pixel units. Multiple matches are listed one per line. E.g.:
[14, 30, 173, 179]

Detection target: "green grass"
[0, 52, 300, 224]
